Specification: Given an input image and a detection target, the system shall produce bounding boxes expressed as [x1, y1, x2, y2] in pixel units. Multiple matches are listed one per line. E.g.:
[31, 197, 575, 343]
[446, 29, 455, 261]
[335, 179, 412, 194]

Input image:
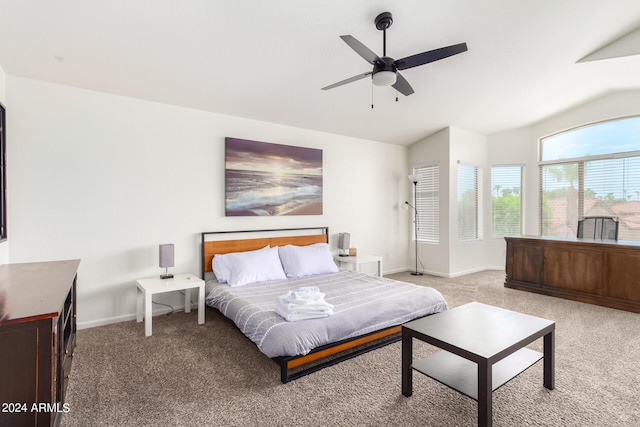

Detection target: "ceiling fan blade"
[395, 42, 468, 71]
[340, 35, 381, 64]
[392, 72, 414, 96]
[321, 72, 372, 91]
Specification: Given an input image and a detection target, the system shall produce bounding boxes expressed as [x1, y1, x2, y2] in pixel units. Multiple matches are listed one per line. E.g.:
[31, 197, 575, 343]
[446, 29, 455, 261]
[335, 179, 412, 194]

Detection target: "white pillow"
[212, 245, 269, 283]
[278, 243, 339, 278]
[226, 246, 287, 287]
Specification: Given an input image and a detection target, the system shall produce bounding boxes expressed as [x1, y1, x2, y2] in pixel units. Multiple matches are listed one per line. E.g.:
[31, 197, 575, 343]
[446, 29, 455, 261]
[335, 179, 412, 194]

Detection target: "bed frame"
[201, 227, 402, 383]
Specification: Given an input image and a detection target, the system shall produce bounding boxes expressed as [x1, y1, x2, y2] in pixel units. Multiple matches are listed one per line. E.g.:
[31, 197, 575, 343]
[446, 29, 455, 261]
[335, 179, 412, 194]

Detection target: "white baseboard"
[381, 267, 409, 275]
[78, 303, 194, 330]
[397, 266, 505, 279]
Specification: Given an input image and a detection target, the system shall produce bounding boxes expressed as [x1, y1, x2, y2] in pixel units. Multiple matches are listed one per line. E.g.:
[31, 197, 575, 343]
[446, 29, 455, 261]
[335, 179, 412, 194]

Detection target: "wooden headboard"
[201, 227, 329, 278]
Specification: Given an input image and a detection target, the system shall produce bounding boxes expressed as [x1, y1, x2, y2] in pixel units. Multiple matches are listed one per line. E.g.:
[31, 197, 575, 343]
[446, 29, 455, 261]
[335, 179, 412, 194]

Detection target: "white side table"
[333, 254, 384, 277]
[136, 273, 205, 337]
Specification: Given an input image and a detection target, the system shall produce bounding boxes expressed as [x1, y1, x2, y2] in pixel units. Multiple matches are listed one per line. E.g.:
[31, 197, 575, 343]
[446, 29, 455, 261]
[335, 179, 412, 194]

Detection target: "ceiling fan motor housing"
[372, 57, 398, 86]
[375, 12, 393, 31]
[375, 56, 397, 73]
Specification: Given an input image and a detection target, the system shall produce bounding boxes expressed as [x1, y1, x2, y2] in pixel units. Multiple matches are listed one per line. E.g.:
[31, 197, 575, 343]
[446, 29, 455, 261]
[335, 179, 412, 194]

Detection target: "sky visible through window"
[542, 116, 640, 162]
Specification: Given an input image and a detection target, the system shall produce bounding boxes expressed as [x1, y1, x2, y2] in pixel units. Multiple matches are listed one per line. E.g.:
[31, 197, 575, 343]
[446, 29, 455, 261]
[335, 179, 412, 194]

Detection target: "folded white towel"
[282, 290, 326, 305]
[278, 301, 334, 312]
[275, 306, 334, 322]
[275, 290, 334, 322]
[276, 296, 333, 312]
[275, 308, 332, 322]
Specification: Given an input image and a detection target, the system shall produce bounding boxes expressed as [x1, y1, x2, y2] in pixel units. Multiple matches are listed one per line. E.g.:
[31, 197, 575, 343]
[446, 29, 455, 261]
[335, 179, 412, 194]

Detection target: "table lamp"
[159, 243, 174, 279]
[338, 232, 351, 257]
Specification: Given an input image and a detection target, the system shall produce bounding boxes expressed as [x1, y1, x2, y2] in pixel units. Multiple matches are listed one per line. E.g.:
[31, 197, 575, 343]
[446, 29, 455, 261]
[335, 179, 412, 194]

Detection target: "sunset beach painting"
[225, 137, 323, 216]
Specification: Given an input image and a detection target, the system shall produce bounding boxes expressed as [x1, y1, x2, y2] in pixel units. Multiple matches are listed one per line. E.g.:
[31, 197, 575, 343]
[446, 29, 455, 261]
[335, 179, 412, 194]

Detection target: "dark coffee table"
[402, 302, 555, 427]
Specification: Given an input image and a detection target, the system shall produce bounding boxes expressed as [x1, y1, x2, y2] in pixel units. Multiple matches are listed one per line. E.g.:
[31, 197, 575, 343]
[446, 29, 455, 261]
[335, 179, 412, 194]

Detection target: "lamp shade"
[408, 174, 419, 184]
[372, 71, 397, 86]
[338, 233, 351, 250]
[159, 244, 175, 268]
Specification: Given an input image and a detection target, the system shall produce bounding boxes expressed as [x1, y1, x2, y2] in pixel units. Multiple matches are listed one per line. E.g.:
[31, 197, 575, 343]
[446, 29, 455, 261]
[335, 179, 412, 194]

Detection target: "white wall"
[485, 126, 533, 268]
[0, 63, 5, 102]
[395, 89, 640, 277]
[408, 126, 490, 277]
[408, 128, 450, 275]
[448, 127, 488, 275]
[484, 90, 640, 268]
[6, 76, 410, 328]
[0, 62, 7, 265]
[531, 91, 640, 140]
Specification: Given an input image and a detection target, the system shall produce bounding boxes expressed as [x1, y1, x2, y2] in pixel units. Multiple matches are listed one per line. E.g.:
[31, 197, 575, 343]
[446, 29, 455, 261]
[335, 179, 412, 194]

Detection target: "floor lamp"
[407, 174, 423, 276]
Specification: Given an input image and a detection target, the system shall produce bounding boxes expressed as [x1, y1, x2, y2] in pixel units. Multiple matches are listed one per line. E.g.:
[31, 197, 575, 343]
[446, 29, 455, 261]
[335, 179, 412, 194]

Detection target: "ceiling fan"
[322, 12, 468, 97]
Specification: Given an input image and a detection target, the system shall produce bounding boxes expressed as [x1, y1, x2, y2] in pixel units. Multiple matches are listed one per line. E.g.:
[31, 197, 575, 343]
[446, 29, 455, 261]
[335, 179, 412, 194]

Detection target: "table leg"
[144, 291, 152, 337]
[136, 287, 143, 323]
[378, 259, 383, 277]
[478, 360, 493, 427]
[544, 330, 555, 390]
[185, 288, 192, 313]
[198, 284, 205, 325]
[401, 328, 413, 397]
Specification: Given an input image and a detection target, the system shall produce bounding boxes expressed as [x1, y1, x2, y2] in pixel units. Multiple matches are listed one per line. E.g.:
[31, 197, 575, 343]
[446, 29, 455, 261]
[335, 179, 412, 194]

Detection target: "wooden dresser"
[0, 260, 80, 427]
[504, 236, 640, 313]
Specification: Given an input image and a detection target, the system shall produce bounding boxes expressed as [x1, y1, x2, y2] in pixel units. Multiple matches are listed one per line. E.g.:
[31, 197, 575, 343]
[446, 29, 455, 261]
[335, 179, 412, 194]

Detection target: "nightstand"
[333, 254, 383, 277]
[136, 273, 205, 336]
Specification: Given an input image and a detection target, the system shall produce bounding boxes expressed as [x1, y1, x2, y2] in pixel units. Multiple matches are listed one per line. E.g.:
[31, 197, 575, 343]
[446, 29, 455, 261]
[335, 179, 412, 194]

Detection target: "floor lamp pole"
[410, 179, 423, 276]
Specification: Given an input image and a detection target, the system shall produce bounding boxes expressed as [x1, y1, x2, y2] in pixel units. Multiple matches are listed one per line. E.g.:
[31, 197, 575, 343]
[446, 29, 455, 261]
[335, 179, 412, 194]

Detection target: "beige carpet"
[61, 270, 640, 426]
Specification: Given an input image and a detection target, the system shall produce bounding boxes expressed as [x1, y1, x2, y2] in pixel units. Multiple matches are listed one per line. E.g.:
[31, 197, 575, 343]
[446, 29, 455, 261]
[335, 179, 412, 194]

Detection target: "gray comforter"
[205, 270, 448, 358]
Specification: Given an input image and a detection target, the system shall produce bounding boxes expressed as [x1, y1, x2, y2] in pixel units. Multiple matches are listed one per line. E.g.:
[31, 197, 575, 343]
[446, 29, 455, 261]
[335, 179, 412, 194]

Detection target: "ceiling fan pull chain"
[371, 81, 374, 109]
[396, 89, 399, 102]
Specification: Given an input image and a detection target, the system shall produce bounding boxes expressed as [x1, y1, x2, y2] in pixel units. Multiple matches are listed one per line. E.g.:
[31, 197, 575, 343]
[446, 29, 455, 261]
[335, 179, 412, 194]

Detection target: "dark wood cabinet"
[0, 260, 80, 427]
[505, 236, 640, 313]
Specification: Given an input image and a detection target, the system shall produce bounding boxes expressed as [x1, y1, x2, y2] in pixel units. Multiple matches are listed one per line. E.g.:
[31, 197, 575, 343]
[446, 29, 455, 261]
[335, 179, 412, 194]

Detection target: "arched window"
[539, 116, 640, 240]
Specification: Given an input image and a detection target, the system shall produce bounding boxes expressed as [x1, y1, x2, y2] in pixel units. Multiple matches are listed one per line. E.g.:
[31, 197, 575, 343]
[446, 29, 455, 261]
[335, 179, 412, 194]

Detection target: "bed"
[201, 227, 448, 382]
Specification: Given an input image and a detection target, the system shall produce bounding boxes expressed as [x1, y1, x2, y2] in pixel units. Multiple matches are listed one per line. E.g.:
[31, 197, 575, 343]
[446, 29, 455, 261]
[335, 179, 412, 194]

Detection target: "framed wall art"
[225, 137, 323, 216]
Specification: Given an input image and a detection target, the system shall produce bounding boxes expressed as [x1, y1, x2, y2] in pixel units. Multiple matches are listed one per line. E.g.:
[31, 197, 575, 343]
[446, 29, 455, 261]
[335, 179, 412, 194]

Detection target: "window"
[0, 102, 5, 241]
[492, 165, 523, 238]
[411, 163, 439, 243]
[458, 163, 481, 241]
[540, 116, 640, 241]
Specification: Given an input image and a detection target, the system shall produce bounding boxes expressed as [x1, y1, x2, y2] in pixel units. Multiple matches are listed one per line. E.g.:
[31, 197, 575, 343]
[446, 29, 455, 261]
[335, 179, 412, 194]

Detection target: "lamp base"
[160, 273, 174, 280]
[410, 271, 423, 276]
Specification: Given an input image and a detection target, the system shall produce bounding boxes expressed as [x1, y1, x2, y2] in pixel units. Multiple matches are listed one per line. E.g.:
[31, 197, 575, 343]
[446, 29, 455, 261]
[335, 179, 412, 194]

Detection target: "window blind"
[412, 163, 439, 243]
[457, 163, 480, 241]
[491, 165, 523, 238]
[541, 156, 640, 240]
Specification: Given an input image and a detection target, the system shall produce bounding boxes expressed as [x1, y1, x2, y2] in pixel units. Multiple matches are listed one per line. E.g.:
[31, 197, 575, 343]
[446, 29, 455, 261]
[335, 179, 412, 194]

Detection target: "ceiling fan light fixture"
[372, 71, 397, 86]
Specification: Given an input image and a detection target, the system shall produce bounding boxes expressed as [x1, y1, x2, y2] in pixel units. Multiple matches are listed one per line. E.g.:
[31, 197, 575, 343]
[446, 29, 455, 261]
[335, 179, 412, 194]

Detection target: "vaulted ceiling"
[1, 0, 639, 145]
